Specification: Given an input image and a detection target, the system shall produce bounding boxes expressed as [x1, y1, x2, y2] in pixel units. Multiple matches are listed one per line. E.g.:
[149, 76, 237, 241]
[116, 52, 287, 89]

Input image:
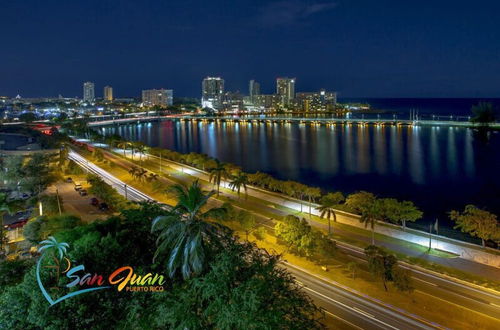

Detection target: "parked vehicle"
[90, 197, 99, 206]
[66, 177, 73, 183]
[79, 189, 88, 196]
[74, 182, 82, 191]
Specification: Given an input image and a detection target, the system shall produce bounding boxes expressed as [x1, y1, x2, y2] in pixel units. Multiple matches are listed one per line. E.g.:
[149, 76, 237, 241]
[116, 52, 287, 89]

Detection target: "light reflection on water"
[100, 121, 500, 222]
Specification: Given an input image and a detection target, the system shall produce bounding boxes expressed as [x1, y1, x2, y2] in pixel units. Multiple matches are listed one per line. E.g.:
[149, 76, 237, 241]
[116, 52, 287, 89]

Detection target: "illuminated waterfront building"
[142, 89, 173, 107]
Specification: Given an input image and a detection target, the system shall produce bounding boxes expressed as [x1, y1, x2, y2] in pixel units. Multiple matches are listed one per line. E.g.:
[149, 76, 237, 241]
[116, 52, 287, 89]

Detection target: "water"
[99, 118, 500, 241]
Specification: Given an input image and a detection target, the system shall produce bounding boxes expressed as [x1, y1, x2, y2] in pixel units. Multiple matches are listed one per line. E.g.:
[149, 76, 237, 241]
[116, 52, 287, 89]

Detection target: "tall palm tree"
[208, 160, 228, 196]
[316, 192, 345, 236]
[0, 193, 22, 255]
[228, 172, 249, 199]
[359, 199, 383, 245]
[305, 187, 321, 218]
[128, 165, 140, 179]
[135, 143, 147, 163]
[152, 180, 229, 279]
[117, 141, 130, 157]
[146, 172, 159, 183]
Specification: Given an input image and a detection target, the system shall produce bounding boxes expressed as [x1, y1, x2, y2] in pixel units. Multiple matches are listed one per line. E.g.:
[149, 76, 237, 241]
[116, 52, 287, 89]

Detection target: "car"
[79, 189, 88, 196]
[99, 202, 109, 211]
[74, 183, 82, 191]
[90, 197, 99, 206]
[66, 177, 73, 183]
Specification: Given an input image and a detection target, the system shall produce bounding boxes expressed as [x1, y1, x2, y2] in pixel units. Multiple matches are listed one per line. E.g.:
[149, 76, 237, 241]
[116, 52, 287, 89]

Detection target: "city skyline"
[1, 1, 500, 98]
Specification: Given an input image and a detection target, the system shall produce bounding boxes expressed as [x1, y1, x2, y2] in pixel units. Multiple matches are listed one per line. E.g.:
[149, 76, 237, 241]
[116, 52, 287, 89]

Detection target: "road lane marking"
[414, 277, 438, 287]
[352, 307, 375, 319]
[302, 286, 399, 330]
[323, 309, 363, 330]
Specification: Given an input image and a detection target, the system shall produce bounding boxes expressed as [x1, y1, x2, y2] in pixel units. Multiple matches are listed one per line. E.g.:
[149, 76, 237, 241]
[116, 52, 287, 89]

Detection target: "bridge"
[87, 114, 499, 128]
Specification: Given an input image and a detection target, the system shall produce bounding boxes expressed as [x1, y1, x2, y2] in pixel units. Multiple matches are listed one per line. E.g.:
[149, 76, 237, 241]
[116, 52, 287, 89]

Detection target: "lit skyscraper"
[83, 82, 95, 102]
[202, 77, 224, 110]
[104, 86, 113, 101]
[249, 80, 260, 102]
[142, 89, 173, 107]
[276, 77, 295, 105]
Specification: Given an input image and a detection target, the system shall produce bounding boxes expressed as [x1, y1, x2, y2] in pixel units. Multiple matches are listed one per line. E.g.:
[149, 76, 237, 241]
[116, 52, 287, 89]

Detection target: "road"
[102, 145, 500, 281]
[72, 146, 500, 319]
[71, 148, 500, 329]
[284, 262, 440, 330]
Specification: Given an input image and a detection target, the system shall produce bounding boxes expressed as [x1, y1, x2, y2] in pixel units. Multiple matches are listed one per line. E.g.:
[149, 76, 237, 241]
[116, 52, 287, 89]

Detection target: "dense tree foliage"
[450, 205, 499, 247]
[0, 202, 323, 329]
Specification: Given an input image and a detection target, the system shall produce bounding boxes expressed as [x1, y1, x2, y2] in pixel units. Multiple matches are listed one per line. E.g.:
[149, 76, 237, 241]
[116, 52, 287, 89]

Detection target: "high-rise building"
[296, 89, 337, 112]
[249, 80, 260, 101]
[142, 89, 173, 107]
[104, 86, 113, 101]
[202, 77, 224, 110]
[276, 77, 295, 105]
[83, 82, 95, 102]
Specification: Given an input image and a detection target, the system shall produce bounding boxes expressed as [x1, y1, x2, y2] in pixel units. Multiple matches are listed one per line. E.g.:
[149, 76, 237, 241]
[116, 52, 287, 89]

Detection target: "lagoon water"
[99, 119, 500, 237]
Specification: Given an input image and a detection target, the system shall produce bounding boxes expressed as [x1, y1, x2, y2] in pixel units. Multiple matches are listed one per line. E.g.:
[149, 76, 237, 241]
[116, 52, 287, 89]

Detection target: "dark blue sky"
[1, 0, 499, 98]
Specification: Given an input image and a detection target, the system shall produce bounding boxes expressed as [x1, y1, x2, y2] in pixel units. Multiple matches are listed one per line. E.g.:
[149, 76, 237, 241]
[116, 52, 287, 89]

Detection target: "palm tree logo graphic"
[36, 236, 110, 306]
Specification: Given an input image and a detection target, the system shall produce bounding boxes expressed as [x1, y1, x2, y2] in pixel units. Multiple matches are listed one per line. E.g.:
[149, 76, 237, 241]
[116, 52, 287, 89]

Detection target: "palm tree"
[135, 143, 148, 163]
[360, 199, 383, 245]
[152, 180, 229, 279]
[117, 141, 130, 157]
[0, 193, 22, 255]
[147, 173, 159, 183]
[228, 172, 249, 199]
[316, 192, 345, 236]
[136, 168, 148, 182]
[305, 187, 321, 218]
[208, 160, 229, 196]
[128, 165, 140, 179]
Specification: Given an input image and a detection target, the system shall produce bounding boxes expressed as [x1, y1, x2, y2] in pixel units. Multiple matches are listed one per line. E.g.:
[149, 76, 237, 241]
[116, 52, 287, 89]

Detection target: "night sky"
[1, 0, 499, 98]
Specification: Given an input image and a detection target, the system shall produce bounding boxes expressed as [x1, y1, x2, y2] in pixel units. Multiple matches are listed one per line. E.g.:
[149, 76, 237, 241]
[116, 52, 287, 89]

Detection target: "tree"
[155, 241, 323, 329]
[346, 261, 359, 279]
[235, 210, 256, 240]
[134, 142, 148, 162]
[381, 199, 423, 230]
[146, 172, 159, 183]
[449, 205, 499, 248]
[316, 192, 345, 236]
[208, 159, 229, 196]
[471, 102, 497, 125]
[228, 171, 249, 199]
[19, 112, 37, 123]
[305, 187, 321, 217]
[364, 245, 397, 291]
[0, 193, 22, 255]
[117, 141, 130, 157]
[346, 192, 381, 245]
[92, 148, 105, 162]
[392, 266, 414, 294]
[152, 180, 229, 279]
[275, 215, 319, 257]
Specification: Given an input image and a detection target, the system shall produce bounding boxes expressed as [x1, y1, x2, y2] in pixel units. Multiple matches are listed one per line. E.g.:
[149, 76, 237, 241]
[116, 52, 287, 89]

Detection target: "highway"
[67, 148, 452, 329]
[284, 262, 439, 330]
[72, 146, 500, 319]
[68, 150, 153, 203]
